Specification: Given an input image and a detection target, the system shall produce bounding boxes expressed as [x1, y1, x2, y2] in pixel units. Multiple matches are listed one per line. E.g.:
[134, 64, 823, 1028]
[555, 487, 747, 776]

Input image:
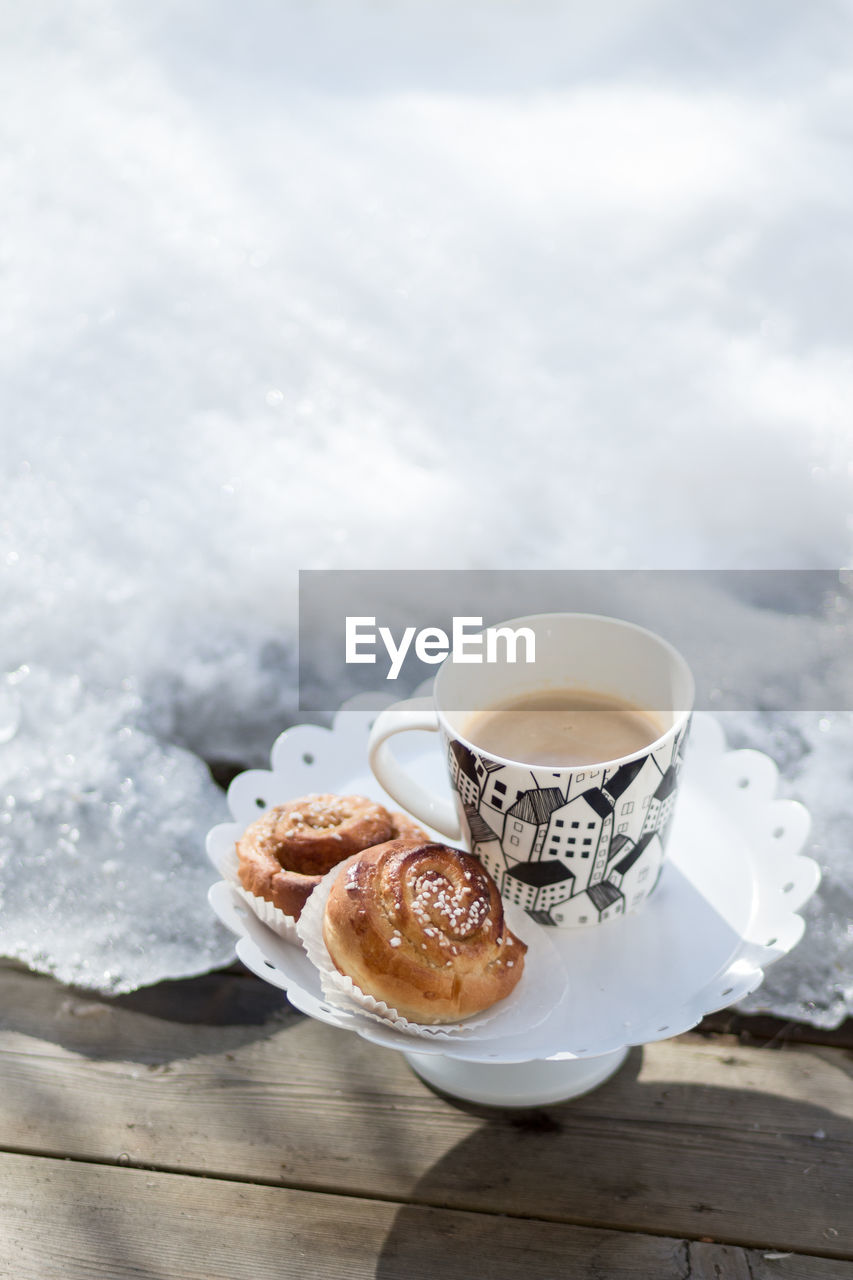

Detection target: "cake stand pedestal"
[404, 1047, 630, 1106]
[207, 701, 821, 1110]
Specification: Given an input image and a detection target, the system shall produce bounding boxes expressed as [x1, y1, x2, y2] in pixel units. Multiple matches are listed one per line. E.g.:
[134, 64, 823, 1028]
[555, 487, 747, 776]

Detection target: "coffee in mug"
[368, 613, 693, 929]
[462, 688, 663, 768]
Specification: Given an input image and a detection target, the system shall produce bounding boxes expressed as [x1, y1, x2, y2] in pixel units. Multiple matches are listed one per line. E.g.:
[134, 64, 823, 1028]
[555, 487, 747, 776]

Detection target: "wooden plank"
[3, 1151, 850, 1280]
[685, 1241, 850, 1280]
[698, 1011, 853, 1051]
[0, 1149, 684, 1280]
[0, 964, 290, 1045]
[0, 968, 851, 1259]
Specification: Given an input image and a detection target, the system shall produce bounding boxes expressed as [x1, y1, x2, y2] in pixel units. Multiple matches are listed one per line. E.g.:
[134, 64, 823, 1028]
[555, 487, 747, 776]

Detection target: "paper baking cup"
[296, 865, 559, 1040]
[219, 841, 304, 946]
[233, 884, 303, 946]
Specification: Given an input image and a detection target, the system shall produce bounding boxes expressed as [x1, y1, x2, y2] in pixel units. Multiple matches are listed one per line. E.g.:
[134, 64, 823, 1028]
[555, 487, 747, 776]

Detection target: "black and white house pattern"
[449, 719, 691, 927]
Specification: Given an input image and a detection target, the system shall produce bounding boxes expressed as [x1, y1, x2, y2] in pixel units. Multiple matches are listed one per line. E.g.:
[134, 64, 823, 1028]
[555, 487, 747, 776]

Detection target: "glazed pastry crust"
[322, 839, 526, 1023]
[236, 794, 427, 920]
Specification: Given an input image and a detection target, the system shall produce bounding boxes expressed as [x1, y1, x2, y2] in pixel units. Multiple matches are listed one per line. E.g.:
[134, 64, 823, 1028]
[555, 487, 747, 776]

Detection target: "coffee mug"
[368, 613, 694, 928]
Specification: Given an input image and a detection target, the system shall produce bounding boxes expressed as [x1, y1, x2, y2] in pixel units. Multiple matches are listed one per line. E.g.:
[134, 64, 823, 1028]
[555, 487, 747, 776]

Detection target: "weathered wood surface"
[2, 1151, 850, 1280]
[1, 965, 851, 1269]
[0, 1150, 687, 1280]
[699, 1008, 853, 1051]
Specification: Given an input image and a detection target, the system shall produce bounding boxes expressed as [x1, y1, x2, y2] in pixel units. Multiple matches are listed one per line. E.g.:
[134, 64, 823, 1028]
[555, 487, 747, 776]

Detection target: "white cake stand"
[206, 699, 820, 1107]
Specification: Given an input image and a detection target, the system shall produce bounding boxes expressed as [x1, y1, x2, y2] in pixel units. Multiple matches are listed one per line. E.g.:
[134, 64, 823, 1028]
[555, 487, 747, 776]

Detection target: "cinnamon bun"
[236, 794, 427, 920]
[322, 838, 526, 1023]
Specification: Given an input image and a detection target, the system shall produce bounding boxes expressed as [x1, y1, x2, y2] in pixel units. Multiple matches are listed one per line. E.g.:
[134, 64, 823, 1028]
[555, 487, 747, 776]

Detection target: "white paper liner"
[233, 885, 304, 946]
[296, 863, 564, 1040]
[219, 841, 304, 946]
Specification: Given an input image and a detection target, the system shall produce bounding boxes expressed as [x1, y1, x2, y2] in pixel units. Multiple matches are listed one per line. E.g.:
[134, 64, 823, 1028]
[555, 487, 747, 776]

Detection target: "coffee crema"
[462, 688, 663, 767]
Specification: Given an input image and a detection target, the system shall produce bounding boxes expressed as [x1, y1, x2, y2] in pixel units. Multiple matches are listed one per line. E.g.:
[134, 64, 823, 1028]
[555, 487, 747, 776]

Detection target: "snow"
[0, 1, 851, 1014]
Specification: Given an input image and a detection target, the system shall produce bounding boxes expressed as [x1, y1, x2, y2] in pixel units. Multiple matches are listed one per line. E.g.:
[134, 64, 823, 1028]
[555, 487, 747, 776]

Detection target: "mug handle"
[368, 697, 462, 839]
